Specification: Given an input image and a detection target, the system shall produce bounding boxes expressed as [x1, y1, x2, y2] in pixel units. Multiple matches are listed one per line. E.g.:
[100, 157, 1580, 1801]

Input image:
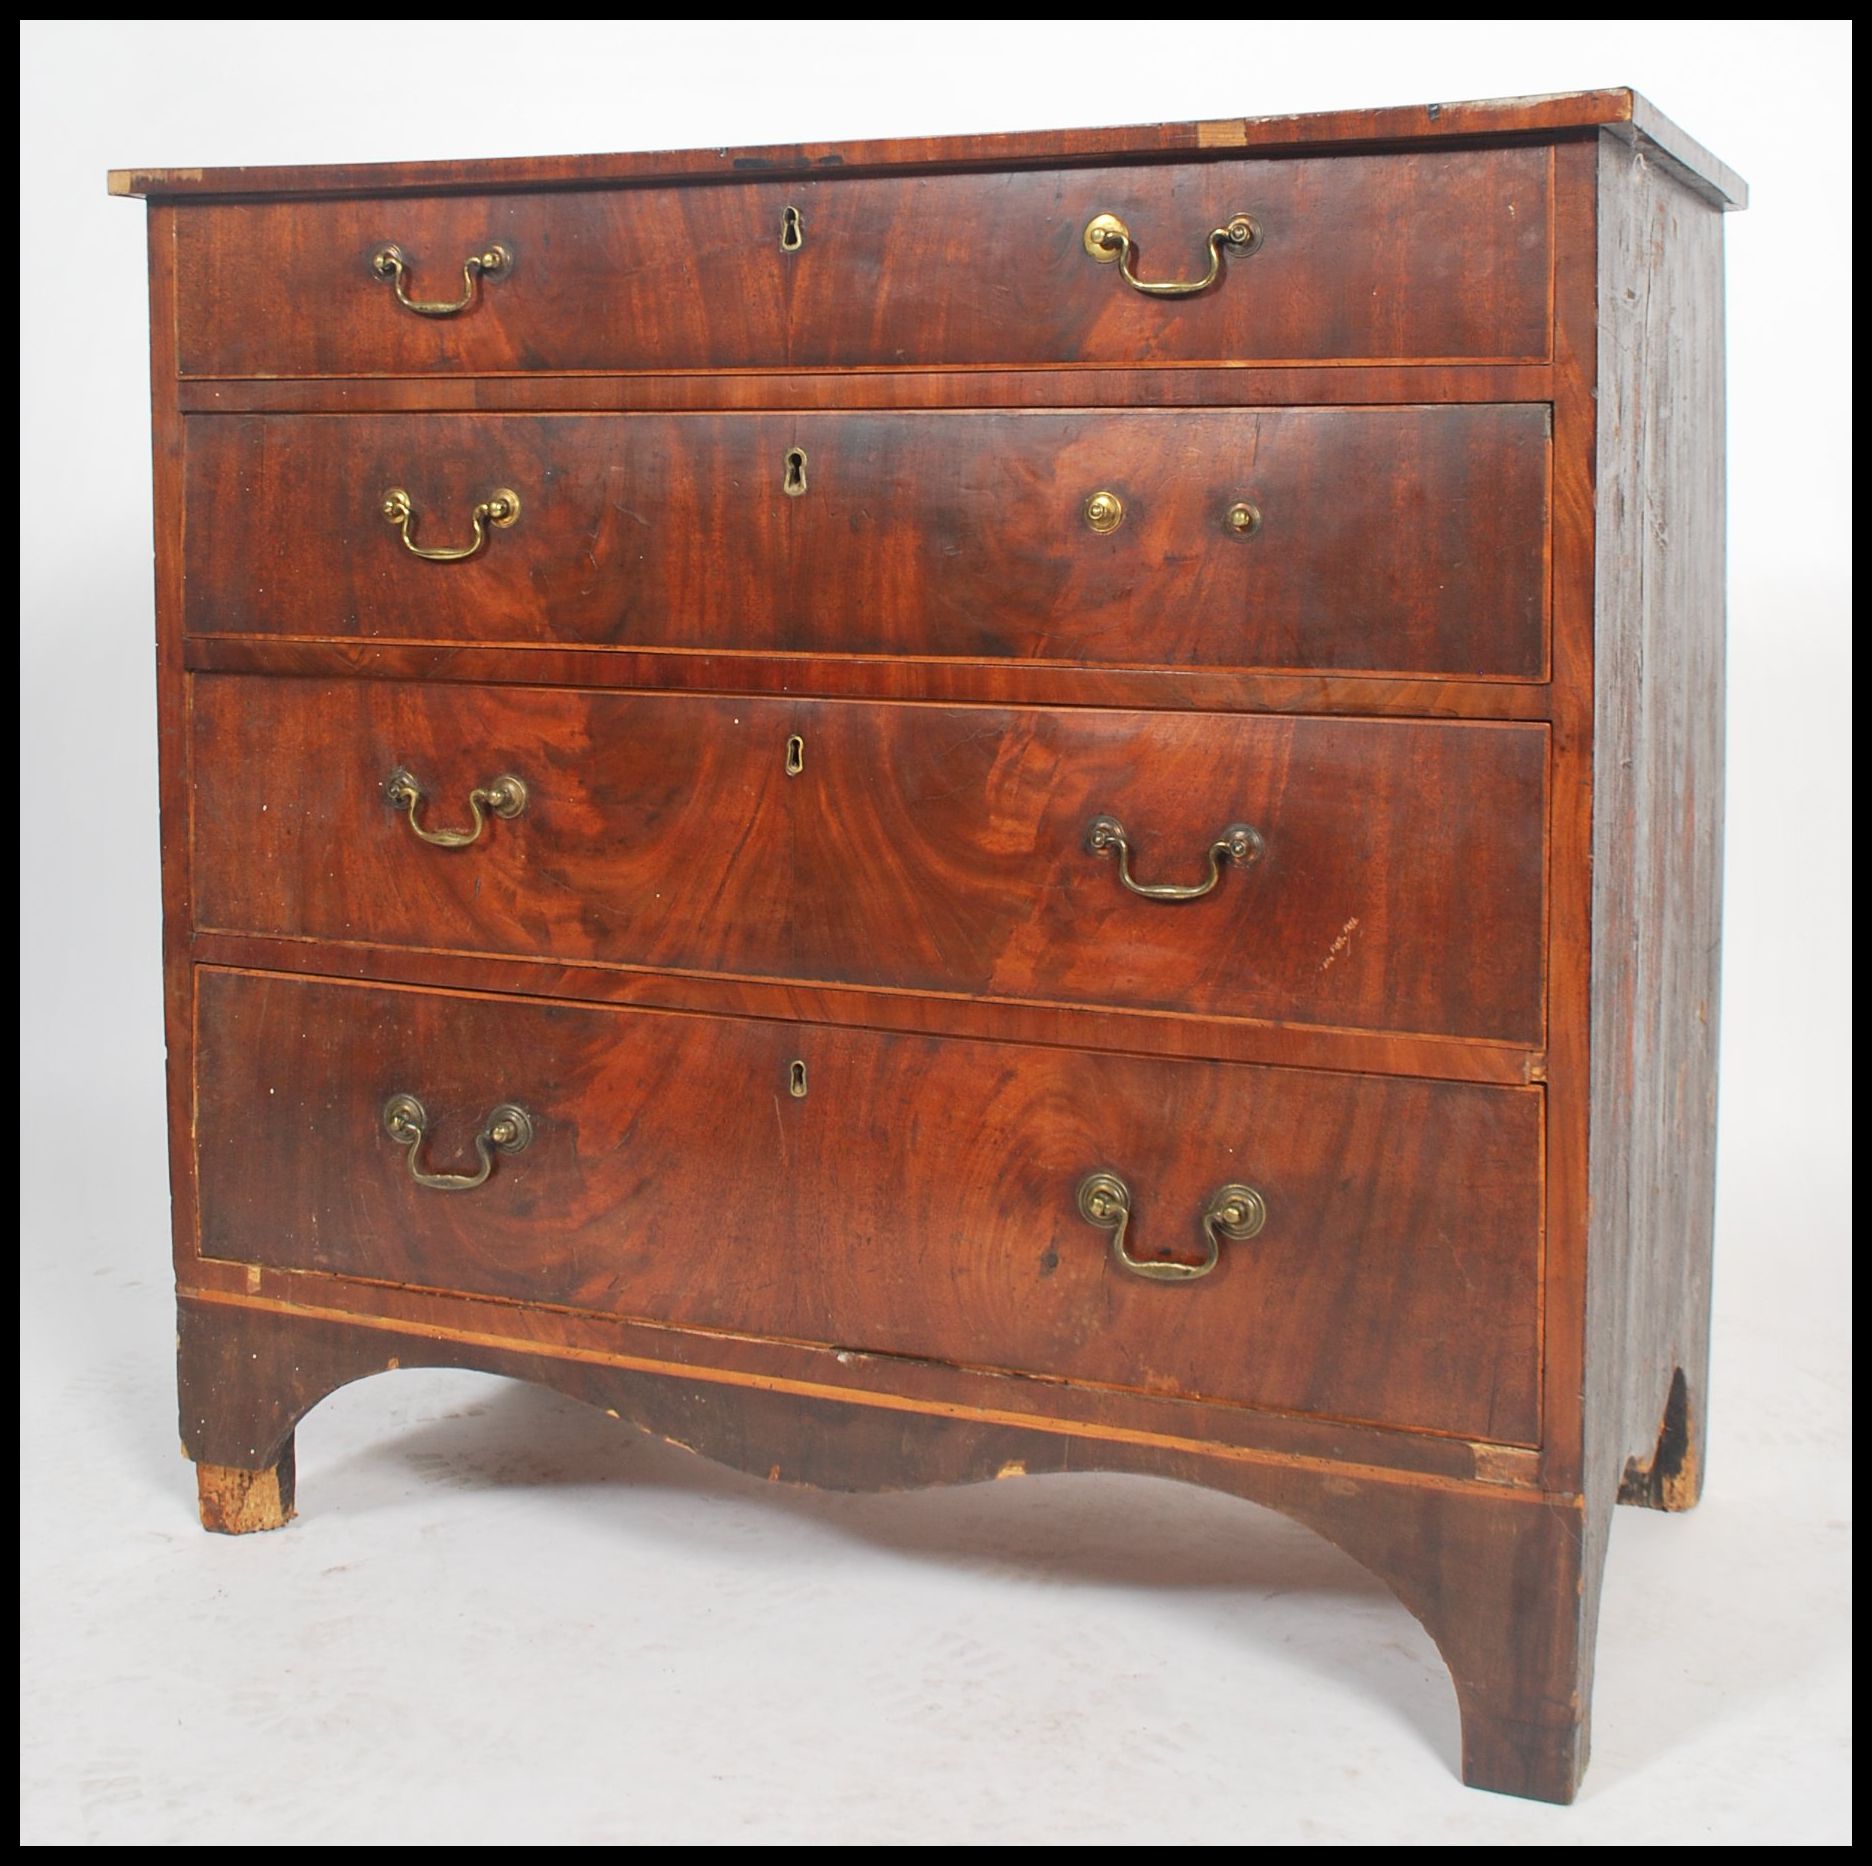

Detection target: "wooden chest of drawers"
[114, 88, 1744, 1804]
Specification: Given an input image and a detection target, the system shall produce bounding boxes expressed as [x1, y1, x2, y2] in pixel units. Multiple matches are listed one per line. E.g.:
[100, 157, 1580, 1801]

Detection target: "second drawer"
[192, 677, 1547, 1044]
[183, 405, 1551, 678]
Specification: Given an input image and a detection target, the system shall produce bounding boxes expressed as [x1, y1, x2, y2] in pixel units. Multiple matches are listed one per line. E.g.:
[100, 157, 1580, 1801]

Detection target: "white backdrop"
[20, 20, 1851, 1845]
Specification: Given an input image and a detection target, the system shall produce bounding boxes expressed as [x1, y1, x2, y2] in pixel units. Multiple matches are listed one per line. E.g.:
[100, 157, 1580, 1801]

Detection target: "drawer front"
[173, 148, 1551, 376]
[194, 969, 1543, 1443]
[184, 405, 1550, 679]
[192, 677, 1547, 1044]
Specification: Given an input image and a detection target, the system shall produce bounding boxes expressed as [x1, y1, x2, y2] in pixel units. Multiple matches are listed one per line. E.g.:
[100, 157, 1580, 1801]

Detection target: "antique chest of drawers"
[114, 88, 1744, 1803]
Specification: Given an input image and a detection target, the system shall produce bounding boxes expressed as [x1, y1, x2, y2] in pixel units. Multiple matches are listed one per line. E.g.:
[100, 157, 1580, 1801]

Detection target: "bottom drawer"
[193, 969, 1542, 1444]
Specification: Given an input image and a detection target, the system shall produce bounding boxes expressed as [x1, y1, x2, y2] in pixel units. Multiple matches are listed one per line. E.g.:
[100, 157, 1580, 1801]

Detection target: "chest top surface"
[109, 86, 1745, 207]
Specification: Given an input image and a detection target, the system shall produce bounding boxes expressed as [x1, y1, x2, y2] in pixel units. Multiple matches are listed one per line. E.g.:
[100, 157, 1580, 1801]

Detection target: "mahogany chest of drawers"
[114, 88, 1743, 1804]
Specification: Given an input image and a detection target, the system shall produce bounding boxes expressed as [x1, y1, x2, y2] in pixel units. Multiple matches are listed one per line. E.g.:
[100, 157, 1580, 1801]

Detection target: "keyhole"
[784, 734, 805, 777]
[780, 205, 804, 252]
[783, 447, 808, 497]
[788, 1060, 808, 1099]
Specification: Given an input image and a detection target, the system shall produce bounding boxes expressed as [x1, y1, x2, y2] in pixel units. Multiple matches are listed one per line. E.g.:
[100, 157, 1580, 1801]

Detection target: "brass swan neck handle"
[385, 767, 528, 848]
[369, 241, 512, 317]
[1085, 814, 1263, 902]
[382, 1094, 534, 1193]
[1082, 212, 1262, 297]
[1076, 1173, 1268, 1283]
[380, 487, 521, 563]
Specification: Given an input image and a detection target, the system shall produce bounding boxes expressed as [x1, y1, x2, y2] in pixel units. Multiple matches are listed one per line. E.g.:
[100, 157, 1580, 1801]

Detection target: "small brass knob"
[1084, 490, 1125, 534]
[1226, 501, 1262, 537]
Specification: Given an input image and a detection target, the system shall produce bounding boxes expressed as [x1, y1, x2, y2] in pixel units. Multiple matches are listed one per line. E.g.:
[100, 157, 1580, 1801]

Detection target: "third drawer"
[192, 676, 1547, 1045]
[183, 405, 1550, 678]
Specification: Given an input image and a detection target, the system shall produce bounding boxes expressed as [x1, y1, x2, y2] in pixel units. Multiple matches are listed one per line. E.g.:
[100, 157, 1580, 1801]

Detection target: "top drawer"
[173, 147, 1552, 377]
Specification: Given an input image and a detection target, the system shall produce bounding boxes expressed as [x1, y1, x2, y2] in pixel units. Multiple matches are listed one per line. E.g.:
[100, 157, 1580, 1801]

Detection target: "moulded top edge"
[108, 86, 1745, 210]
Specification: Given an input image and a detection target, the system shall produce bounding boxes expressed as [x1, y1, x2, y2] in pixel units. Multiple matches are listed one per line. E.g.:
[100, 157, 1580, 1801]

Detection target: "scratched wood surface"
[1589, 133, 1727, 1514]
[191, 675, 1549, 1044]
[192, 969, 1543, 1443]
[175, 1238, 1543, 1482]
[184, 404, 1550, 677]
[171, 148, 1552, 376]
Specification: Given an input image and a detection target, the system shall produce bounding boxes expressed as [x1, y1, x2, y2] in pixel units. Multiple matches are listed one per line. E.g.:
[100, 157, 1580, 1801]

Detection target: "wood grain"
[182, 637, 1559, 721]
[1533, 142, 1602, 1498]
[192, 969, 1544, 1443]
[190, 676, 1549, 1045]
[184, 405, 1550, 678]
[187, 929, 1544, 1087]
[175, 1254, 1539, 1482]
[144, 206, 206, 1293]
[176, 362, 1557, 415]
[1590, 132, 1726, 1513]
[172, 149, 1552, 376]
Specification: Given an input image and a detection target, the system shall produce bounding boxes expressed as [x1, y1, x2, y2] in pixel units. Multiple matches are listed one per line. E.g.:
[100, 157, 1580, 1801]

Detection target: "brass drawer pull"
[1082, 212, 1262, 297]
[369, 241, 512, 316]
[383, 1093, 533, 1193]
[381, 486, 520, 563]
[1076, 1173, 1267, 1283]
[1085, 814, 1263, 902]
[385, 766, 528, 848]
